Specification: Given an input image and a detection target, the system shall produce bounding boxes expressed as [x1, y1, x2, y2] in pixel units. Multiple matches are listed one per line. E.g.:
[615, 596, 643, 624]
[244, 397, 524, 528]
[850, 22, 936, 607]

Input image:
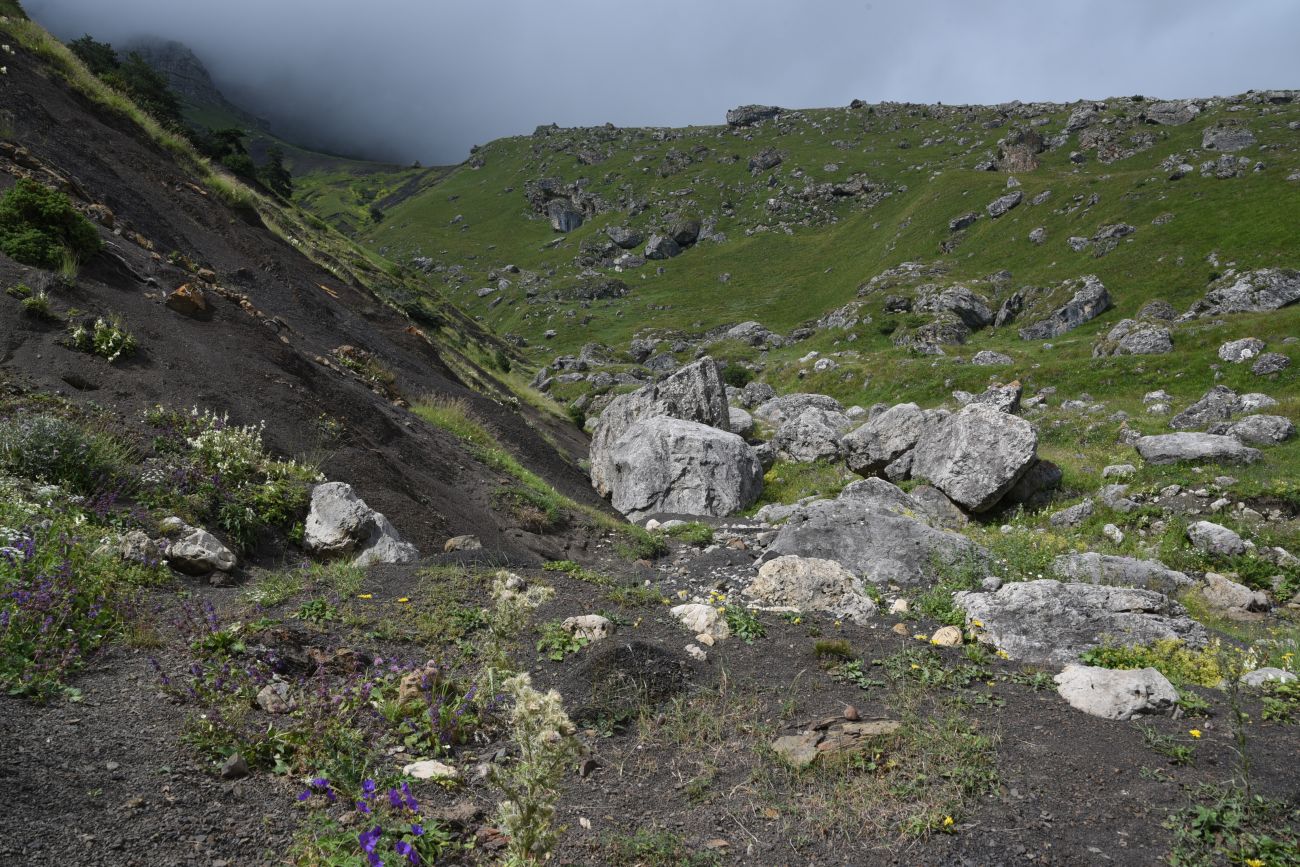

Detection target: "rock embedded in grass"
[1135, 433, 1262, 466]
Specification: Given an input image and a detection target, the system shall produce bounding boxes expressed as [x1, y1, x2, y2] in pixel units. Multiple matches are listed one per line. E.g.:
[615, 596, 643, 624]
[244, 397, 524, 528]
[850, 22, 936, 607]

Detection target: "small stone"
[888, 598, 909, 615]
[1240, 668, 1297, 687]
[256, 681, 293, 714]
[771, 733, 821, 769]
[562, 614, 614, 643]
[220, 754, 250, 781]
[403, 760, 460, 781]
[843, 705, 860, 721]
[671, 603, 730, 639]
[684, 644, 708, 661]
[444, 534, 482, 553]
[930, 625, 963, 647]
[891, 623, 909, 636]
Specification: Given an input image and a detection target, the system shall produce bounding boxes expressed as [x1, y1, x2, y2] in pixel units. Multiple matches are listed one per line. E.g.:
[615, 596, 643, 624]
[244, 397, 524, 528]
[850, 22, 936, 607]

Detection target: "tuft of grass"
[19, 290, 59, 321]
[747, 460, 851, 513]
[599, 830, 722, 867]
[664, 521, 714, 545]
[1135, 721, 1196, 766]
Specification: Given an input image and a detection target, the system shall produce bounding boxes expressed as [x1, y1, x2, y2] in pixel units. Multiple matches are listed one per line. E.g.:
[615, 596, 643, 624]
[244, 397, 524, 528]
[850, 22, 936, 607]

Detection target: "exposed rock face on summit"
[608, 417, 761, 520]
[955, 580, 1208, 666]
[910, 404, 1038, 512]
[764, 479, 984, 585]
[589, 358, 730, 498]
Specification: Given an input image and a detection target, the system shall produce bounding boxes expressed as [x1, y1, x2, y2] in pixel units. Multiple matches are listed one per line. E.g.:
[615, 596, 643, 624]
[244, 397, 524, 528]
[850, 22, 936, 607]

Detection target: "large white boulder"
[910, 403, 1038, 512]
[589, 357, 730, 497]
[608, 417, 762, 520]
[304, 482, 418, 567]
[745, 555, 878, 624]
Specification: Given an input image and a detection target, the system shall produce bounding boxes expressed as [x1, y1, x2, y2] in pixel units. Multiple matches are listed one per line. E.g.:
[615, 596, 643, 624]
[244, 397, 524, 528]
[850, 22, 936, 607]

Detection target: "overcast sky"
[24, 0, 1300, 165]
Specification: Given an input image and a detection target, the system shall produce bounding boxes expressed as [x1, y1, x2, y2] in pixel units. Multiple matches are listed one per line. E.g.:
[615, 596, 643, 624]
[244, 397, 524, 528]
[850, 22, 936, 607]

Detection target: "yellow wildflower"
[1189, 729, 1202, 739]
[1245, 859, 1265, 867]
[357, 593, 373, 600]
[396, 597, 410, 604]
[943, 816, 954, 827]
[996, 649, 1010, 659]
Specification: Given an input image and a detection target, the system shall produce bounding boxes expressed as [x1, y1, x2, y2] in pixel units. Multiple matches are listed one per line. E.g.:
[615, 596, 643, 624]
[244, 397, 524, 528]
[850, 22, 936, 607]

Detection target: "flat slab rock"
[954, 579, 1208, 667]
[1135, 433, 1262, 466]
[1055, 664, 1178, 721]
[1051, 552, 1192, 595]
[771, 719, 902, 769]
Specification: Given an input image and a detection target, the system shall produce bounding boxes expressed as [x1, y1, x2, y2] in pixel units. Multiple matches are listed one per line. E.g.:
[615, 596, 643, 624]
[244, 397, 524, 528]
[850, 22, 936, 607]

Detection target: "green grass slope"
[338, 95, 1298, 359]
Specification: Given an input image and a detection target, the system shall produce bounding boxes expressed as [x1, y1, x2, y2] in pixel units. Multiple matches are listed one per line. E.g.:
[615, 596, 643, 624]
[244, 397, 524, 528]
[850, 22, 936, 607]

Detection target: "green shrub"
[1078, 639, 1224, 688]
[721, 364, 754, 388]
[615, 526, 668, 561]
[664, 521, 713, 545]
[0, 179, 102, 270]
[19, 291, 58, 321]
[0, 413, 133, 494]
[69, 315, 138, 362]
[4, 283, 31, 299]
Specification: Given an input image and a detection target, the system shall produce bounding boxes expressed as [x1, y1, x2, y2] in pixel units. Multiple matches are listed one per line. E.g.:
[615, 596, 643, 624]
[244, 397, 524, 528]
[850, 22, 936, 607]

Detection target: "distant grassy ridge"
[314, 97, 1298, 359]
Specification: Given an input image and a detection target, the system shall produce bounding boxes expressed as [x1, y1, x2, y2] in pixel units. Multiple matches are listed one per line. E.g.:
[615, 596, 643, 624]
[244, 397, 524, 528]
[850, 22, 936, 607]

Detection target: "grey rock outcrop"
[774, 407, 852, 463]
[1052, 553, 1192, 595]
[1184, 269, 1300, 318]
[726, 104, 781, 127]
[1202, 122, 1256, 152]
[1219, 337, 1266, 363]
[1143, 100, 1201, 126]
[1095, 319, 1173, 356]
[910, 404, 1038, 512]
[954, 580, 1208, 666]
[764, 479, 983, 585]
[608, 417, 761, 520]
[1018, 276, 1111, 340]
[1211, 414, 1296, 445]
[590, 357, 729, 497]
[1201, 572, 1270, 613]
[753, 393, 845, 427]
[971, 350, 1013, 366]
[160, 518, 237, 576]
[841, 402, 930, 476]
[986, 191, 1023, 218]
[1186, 520, 1247, 557]
[1252, 353, 1291, 376]
[303, 482, 419, 567]
[1170, 385, 1246, 430]
[1136, 433, 1262, 466]
[644, 234, 682, 260]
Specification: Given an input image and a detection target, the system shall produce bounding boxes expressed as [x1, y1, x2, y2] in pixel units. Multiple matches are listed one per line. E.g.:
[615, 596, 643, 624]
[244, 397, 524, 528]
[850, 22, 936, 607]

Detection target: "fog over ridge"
[23, 0, 1300, 165]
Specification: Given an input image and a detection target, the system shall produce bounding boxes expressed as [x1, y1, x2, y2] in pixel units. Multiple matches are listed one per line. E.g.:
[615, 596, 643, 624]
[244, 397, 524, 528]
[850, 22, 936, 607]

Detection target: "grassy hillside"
[337, 96, 1297, 358]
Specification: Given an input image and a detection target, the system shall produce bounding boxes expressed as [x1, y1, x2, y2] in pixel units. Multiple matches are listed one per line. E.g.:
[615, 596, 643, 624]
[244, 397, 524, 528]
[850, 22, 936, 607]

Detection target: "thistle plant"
[490, 673, 580, 866]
